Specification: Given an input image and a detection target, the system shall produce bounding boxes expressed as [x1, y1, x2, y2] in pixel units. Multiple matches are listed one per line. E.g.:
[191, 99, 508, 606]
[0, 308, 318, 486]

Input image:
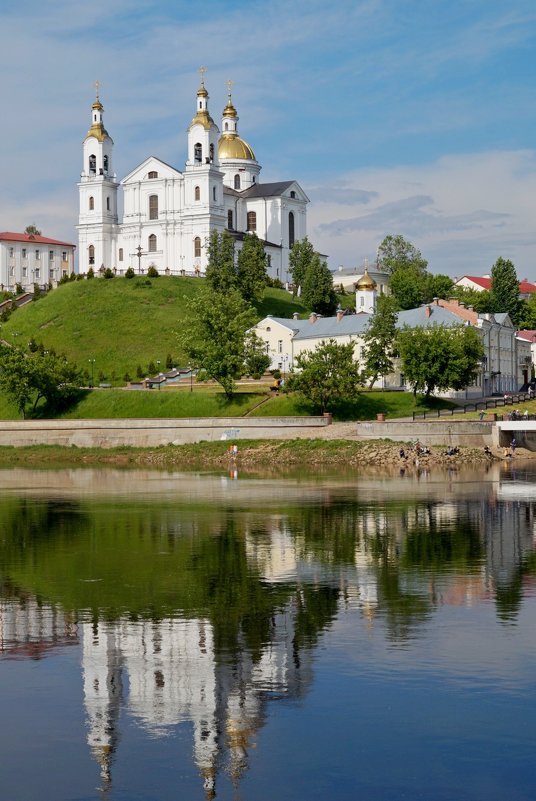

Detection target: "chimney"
[309, 312, 318, 323]
[425, 305, 432, 318]
[336, 306, 345, 322]
[292, 312, 299, 320]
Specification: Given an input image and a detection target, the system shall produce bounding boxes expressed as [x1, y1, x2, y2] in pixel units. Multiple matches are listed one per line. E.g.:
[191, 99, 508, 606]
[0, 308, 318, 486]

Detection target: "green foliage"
[362, 295, 398, 387]
[15, 282, 23, 295]
[288, 339, 363, 412]
[450, 285, 493, 313]
[58, 273, 70, 285]
[87, 267, 95, 279]
[177, 286, 258, 398]
[423, 273, 454, 301]
[103, 267, 115, 279]
[397, 324, 484, 397]
[289, 237, 315, 292]
[165, 353, 174, 369]
[516, 295, 536, 330]
[377, 234, 428, 275]
[125, 266, 135, 279]
[147, 265, 159, 278]
[301, 253, 338, 315]
[389, 266, 425, 310]
[205, 229, 237, 293]
[24, 224, 41, 236]
[236, 232, 268, 301]
[243, 331, 271, 378]
[490, 257, 520, 323]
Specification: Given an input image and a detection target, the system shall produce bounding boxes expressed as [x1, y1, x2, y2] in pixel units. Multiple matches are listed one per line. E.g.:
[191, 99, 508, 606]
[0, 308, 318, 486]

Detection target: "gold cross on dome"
[199, 65, 206, 85]
[95, 79, 101, 100]
[227, 78, 233, 96]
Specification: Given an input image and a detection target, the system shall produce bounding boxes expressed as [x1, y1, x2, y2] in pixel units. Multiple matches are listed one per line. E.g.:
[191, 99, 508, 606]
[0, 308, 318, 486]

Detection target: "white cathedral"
[77, 73, 309, 281]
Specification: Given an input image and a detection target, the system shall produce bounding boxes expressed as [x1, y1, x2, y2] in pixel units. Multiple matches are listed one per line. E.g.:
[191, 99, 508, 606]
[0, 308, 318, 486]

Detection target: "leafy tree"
[490, 257, 520, 323]
[289, 237, 315, 293]
[516, 295, 536, 330]
[397, 324, 484, 398]
[125, 267, 135, 279]
[205, 230, 237, 293]
[422, 273, 454, 302]
[377, 234, 428, 275]
[87, 267, 95, 279]
[389, 266, 425, 310]
[362, 295, 398, 387]
[243, 331, 271, 378]
[301, 253, 338, 315]
[165, 353, 174, 369]
[236, 232, 268, 301]
[147, 265, 159, 278]
[288, 339, 363, 412]
[24, 224, 41, 236]
[103, 267, 115, 279]
[450, 285, 493, 314]
[177, 287, 258, 398]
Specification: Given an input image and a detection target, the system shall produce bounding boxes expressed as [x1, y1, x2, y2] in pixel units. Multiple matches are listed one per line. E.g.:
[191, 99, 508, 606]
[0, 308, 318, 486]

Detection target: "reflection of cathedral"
[0, 592, 77, 659]
[82, 607, 313, 798]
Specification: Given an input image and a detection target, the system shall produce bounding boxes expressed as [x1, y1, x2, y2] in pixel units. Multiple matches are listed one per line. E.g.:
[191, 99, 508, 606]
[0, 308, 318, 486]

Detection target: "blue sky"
[1, 0, 535, 277]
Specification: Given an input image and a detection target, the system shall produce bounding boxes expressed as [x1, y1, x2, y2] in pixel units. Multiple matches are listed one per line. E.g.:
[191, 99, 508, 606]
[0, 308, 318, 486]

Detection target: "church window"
[194, 186, 200, 201]
[252, 176, 256, 183]
[267, 255, 271, 268]
[213, 186, 216, 201]
[148, 171, 158, 179]
[106, 196, 110, 211]
[227, 210, 233, 229]
[234, 174, 241, 190]
[224, 122, 229, 131]
[247, 211, 256, 232]
[210, 143, 214, 162]
[118, 248, 123, 262]
[149, 195, 159, 220]
[89, 196, 94, 210]
[290, 190, 296, 198]
[88, 245, 95, 265]
[194, 237, 201, 258]
[104, 155, 109, 174]
[289, 211, 295, 248]
[89, 154, 96, 175]
[148, 234, 157, 252]
[194, 143, 202, 163]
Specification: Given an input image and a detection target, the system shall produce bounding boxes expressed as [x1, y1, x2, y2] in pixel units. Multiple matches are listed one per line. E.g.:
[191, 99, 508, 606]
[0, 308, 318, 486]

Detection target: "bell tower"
[77, 82, 118, 274]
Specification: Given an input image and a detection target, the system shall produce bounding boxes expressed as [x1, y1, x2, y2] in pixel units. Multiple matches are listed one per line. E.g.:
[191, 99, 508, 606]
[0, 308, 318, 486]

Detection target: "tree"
[289, 237, 315, 293]
[177, 287, 258, 398]
[389, 266, 425, 310]
[289, 339, 363, 412]
[450, 285, 493, 314]
[377, 234, 428, 275]
[236, 232, 268, 302]
[362, 295, 398, 387]
[516, 295, 536, 330]
[24, 224, 42, 236]
[205, 230, 237, 293]
[397, 324, 484, 398]
[243, 331, 271, 378]
[490, 257, 520, 323]
[422, 273, 454, 302]
[301, 253, 338, 316]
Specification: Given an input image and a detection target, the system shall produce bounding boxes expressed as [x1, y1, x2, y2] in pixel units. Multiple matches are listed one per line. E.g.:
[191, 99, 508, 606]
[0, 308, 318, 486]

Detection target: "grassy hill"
[1, 277, 309, 384]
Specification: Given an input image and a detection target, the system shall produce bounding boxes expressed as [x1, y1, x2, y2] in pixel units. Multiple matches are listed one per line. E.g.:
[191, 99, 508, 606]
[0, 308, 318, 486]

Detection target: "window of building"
[252, 175, 256, 183]
[148, 234, 157, 252]
[289, 211, 295, 248]
[148, 171, 158, 179]
[49, 251, 54, 261]
[106, 196, 110, 211]
[89, 154, 96, 175]
[35, 268, 40, 279]
[22, 248, 27, 259]
[9, 247, 14, 258]
[194, 237, 201, 258]
[227, 210, 233, 229]
[234, 174, 241, 190]
[266, 255, 272, 269]
[89, 245, 95, 265]
[224, 122, 229, 131]
[104, 155, 109, 174]
[62, 251, 67, 262]
[213, 186, 216, 201]
[35, 250, 40, 260]
[194, 186, 200, 201]
[118, 248, 123, 262]
[9, 266, 14, 276]
[194, 143, 202, 163]
[22, 266, 27, 277]
[290, 190, 296, 198]
[89, 196, 94, 210]
[278, 340, 283, 353]
[149, 194, 158, 220]
[210, 143, 214, 162]
[247, 211, 256, 232]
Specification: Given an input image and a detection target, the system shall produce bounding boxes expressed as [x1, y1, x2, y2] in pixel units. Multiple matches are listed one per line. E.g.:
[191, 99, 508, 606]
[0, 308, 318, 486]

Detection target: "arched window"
[118, 248, 124, 262]
[194, 186, 200, 201]
[106, 196, 110, 211]
[194, 143, 202, 163]
[247, 211, 256, 232]
[224, 122, 229, 131]
[227, 210, 233, 230]
[148, 171, 158, 179]
[89, 196, 94, 210]
[252, 175, 256, 183]
[103, 155, 109, 174]
[148, 234, 157, 252]
[88, 245, 95, 265]
[234, 174, 241, 190]
[213, 186, 216, 201]
[289, 211, 295, 248]
[149, 195, 158, 220]
[290, 190, 296, 198]
[89, 154, 96, 175]
[194, 237, 201, 258]
[210, 143, 214, 162]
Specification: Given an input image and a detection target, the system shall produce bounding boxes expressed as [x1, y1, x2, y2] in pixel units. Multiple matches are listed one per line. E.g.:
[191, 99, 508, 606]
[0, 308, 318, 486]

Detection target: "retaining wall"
[356, 420, 492, 447]
[0, 416, 330, 448]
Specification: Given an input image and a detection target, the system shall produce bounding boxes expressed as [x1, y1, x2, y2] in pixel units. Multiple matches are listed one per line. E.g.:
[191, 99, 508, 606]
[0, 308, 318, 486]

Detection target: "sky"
[1, 0, 535, 278]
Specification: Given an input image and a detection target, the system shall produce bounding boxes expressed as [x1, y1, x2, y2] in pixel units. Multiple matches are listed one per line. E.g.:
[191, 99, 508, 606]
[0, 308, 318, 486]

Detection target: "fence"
[412, 392, 536, 421]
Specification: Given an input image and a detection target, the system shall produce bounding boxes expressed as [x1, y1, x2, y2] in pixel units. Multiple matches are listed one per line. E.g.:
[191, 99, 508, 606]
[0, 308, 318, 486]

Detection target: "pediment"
[121, 156, 182, 185]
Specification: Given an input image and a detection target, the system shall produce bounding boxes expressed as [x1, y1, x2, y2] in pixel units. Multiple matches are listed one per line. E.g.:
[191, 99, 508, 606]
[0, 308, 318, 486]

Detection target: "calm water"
[1, 463, 536, 801]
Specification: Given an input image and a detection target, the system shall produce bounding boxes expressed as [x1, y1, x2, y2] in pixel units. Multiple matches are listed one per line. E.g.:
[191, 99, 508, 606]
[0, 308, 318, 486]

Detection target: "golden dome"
[85, 121, 109, 142]
[190, 109, 215, 130]
[223, 99, 237, 118]
[197, 85, 208, 98]
[356, 267, 377, 291]
[218, 133, 256, 161]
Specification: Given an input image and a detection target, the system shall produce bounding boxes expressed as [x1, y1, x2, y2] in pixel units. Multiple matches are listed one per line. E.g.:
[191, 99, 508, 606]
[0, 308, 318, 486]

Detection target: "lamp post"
[136, 245, 142, 274]
[188, 364, 193, 392]
[88, 358, 95, 388]
[156, 360, 161, 390]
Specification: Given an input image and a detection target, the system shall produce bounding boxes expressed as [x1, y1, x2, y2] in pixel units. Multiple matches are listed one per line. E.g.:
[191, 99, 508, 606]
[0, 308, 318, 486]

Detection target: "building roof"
[293, 314, 371, 340]
[457, 275, 536, 294]
[396, 305, 465, 329]
[0, 232, 76, 247]
[241, 181, 296, 198]
[516, 330, 536, 341]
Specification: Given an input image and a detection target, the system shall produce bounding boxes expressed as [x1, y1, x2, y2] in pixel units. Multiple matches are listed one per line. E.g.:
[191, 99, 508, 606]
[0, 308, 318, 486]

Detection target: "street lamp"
[88, 358, 95, 388]
[156, 360, 161, 390]
[136, 245, 142, 274]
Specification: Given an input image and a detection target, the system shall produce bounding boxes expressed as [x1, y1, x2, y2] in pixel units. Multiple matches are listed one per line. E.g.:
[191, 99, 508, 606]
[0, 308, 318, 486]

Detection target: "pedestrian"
[479, 410, 485, 421]
[399, 448, 406, 460]
[511, 437, 517, 456]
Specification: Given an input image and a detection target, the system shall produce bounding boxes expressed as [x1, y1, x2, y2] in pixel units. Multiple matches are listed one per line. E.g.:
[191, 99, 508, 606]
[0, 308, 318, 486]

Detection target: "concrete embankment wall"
[356, 420, 493, 447]
[0, 416, 330, 448]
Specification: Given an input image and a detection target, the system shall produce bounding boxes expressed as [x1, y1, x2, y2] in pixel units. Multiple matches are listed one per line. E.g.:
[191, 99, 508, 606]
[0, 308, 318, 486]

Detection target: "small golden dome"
[190, 109, 215, 130]
[223, 99, 237, 118]
[197, 85, 208, 98]
[356, 267, 377, 291]
[218, 133, 256, 161]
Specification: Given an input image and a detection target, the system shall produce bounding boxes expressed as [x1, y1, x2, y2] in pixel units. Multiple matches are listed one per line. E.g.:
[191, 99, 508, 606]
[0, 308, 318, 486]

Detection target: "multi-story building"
[0, 232, 75, 292]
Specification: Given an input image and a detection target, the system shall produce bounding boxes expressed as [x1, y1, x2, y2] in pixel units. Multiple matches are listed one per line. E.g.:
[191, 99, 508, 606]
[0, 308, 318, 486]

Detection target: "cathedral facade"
[77, 75, 309, 281]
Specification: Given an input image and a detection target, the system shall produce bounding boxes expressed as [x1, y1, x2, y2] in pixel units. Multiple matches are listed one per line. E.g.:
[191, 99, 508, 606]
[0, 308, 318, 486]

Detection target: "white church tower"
[77, 82, 118, 274]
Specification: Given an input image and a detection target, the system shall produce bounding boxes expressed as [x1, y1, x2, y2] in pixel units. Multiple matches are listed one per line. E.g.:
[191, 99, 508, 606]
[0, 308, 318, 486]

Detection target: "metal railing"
[412, 392, 536, 420]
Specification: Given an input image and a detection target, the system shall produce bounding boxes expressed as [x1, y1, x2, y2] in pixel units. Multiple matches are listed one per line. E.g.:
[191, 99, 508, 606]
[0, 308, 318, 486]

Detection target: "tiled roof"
[516, 330, 536, 341]
[0, 232, 76, 247]
[458, 275, 536, 293]
[241, 181, 295, 198]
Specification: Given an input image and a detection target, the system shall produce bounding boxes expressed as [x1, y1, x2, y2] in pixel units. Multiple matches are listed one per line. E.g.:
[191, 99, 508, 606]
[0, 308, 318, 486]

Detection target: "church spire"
[86, 80, 110, 143]
[190, 66, 215, 130]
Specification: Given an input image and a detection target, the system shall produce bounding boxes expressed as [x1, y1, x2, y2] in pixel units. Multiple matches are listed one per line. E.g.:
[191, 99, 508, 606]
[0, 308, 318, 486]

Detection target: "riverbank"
[0, 439, 517, 472]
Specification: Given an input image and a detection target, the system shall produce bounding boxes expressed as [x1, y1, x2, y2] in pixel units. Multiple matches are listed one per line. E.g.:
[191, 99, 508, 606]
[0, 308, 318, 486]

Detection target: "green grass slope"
[2, 277, 308, 384]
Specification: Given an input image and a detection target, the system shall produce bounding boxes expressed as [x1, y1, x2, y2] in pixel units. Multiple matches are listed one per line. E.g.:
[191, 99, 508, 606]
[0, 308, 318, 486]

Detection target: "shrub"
[147, 265, 159, 278]
[15, 283, 23, 295]
[87, 267, 95, 279]
[125, 266, 135, 279]
[103, 268, 115, 279]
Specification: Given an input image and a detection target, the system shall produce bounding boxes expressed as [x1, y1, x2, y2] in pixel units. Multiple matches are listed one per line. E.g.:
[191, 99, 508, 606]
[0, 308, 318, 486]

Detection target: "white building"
[0, 232, 75, 292]
[77, 75, 309, 281]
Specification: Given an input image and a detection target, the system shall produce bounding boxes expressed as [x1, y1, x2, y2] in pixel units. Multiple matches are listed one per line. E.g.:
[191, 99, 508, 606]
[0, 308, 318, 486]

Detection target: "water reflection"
[1, 464, 536, 799]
